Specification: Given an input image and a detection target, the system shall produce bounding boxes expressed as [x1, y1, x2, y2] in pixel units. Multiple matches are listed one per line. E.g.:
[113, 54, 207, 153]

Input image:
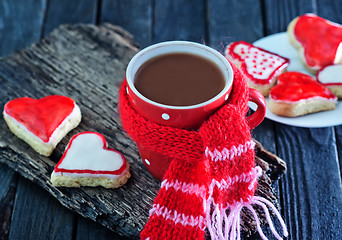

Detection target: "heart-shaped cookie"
[225, 41, 289, 96]
[3, 95, 81, 156]
[268, 72, 337, 117]
[288, 14, 342, 73]
[51, 132, 130, 188]
[317, 64, 342, 99]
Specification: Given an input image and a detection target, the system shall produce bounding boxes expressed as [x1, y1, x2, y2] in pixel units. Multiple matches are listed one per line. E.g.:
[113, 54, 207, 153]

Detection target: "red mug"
[126, 41, 266, 180]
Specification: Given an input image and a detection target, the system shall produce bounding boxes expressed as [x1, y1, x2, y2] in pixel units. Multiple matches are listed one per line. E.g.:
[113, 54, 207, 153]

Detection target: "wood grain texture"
[275, 126, 342, 240]
[207, 0, 263, 48]
[261, 1, 342, 239]
[335, 126, 342, 179]
[0, 0, 46, 56]
[0, 23, 286, 238]
[43, 0, 98, 36]
[253, 121, 285, 239]
[262, 0, 318, 35]
[8, 177, 74, 240]
[316, 0, 342, 23]
[0, 1, 46, 238]
[0, 166, 17, 240]
[0, 166, 16, 209]
[0, 23, 148, 238]
[76, 216, 130, 240]
[153, 0, 206, 44]
[100, 0, 152, 48]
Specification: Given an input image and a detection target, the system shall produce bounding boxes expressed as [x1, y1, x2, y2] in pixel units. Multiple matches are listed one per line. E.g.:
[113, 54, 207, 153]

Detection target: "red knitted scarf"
[119, 63, 288, 240]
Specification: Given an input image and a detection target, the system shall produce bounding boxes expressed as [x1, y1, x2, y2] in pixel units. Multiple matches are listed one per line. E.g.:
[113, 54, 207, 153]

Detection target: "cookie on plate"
[317, 64, 342, 99]
[225, 41, 289, 97]
[3, 95, 81, 156]
[287, 13, 342, 73]
[51, 132, 130, 188]
[268, 72, 337, 117]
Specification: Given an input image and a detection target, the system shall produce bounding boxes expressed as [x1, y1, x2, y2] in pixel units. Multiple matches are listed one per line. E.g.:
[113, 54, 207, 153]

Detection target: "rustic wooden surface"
[0, 0, 341, 239]
[0, 23, 285, 239]
[0, 23, 148, 239]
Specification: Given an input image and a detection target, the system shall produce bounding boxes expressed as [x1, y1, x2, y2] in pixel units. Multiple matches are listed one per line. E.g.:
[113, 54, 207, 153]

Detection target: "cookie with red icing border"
[50, 132, 130, 188]
[268, 72, 337, 117]
[3, 95, 81, 156]
[225, 41, 289, 97]
[317, 64, 342, 99]
[287, 14, 342, 73]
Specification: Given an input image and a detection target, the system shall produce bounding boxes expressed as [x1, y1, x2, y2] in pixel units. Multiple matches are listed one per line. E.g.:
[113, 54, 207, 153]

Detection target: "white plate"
[250, 32, 342, 128]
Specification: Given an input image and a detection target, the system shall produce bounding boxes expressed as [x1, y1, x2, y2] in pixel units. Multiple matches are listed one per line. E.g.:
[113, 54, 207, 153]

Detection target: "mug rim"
[126, 40, 234, 110]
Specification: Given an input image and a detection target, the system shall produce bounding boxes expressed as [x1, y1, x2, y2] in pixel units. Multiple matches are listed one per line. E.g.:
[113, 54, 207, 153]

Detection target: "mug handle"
[246, 88, 266, 129]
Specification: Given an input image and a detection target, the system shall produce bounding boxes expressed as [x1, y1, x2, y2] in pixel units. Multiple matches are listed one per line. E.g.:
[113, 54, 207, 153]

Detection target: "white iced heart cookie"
[51, 132, 130, 188]
[317, 64, 342, 99]
[225, 41, 289, 97]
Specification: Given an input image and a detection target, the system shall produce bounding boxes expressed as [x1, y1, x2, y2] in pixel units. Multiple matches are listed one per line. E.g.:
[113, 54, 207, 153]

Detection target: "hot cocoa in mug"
[134, 53, 226, 107]
[125, 41, 266, 179]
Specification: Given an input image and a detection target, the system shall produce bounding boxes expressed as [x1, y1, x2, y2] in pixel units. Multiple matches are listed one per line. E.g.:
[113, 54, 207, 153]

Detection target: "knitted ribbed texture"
[119, 62, 288, 240]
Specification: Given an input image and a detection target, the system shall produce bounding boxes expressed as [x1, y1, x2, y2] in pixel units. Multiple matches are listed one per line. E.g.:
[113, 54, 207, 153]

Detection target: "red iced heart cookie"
[3, 95, 81, 156]
[288, 14, 342, 73]
[317, 64, 342, 99]
[269, 72, 337, 117]
[225, 41, 289, 96]
[270, 72, 336, 101]
[51, 132, 130, 188]
[4, 95, 76, 142]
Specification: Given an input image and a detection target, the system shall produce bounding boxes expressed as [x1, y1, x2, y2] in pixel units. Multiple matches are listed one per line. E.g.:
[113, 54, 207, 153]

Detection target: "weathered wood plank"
[153, 0, 206, 44]
[0, 0, 47, 238]
[76, 216, 131, 240]
[0, 166, 17, 240]
[261, 1, 342, 239]
[8, 177, 74, 240]
[335, 126, 342, 179]
[0, 23, 285, 238]
[100, 0, 152, 47]
[318, 3, 342, 182]
[0, 23, 152, 238]
[0, 0, 46, 56]
[262, 0, 317, 35]
[43, 0, 98, 37]
[207, 0, 264, 49]
[253, 120, 283, 239]
[316, 0, 342, 23]
[276, 126, 342, 240]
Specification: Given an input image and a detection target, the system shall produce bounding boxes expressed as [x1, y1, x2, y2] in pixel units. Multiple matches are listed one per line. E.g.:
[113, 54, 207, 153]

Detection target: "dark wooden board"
[317, 0, 342, 23]
[76, 216, 130, 240]
[8, 177, 75, 240]
[336, 126, 342, 180]
[41, 1, 129, 238]
[100, 0, 152, 48]
[318, 0, 342, 183]
[275, 126, 342, 240]
[0, 1, 48, 239]
[43, 0, 98, 36]
[152, 0, 206, 44]
[207, 0, 264, 49]
[2, 2, 100, 239]
[0, 23, 286, 238]
[0, 23, 151, 238]
[262, 0, 317, 35]
[0, 0, 46, 56]
[260, 2, 342, 238]
[0, 167, 16, 239]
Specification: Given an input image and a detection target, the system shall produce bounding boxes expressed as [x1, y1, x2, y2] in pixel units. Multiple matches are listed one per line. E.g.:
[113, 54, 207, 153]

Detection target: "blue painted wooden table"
[0, 0, 341, 239]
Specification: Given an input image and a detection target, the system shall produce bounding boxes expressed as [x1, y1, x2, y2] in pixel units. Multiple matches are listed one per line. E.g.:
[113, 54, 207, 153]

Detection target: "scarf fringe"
[206, 196, 288, 240]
